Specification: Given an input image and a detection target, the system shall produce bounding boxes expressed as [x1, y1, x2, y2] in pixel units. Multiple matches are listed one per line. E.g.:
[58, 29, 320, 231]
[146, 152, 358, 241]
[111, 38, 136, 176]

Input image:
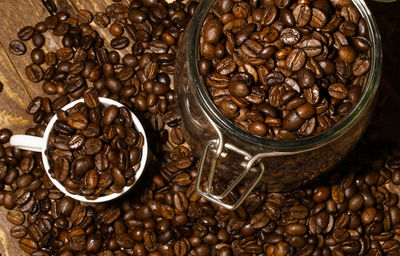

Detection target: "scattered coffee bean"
[9, 40, 26, 55]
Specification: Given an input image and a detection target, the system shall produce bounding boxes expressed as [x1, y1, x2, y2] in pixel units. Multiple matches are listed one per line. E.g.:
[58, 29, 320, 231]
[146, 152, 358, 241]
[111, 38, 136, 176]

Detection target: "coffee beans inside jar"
[199, 0, 372, 140]
[46, 92, 144, 199]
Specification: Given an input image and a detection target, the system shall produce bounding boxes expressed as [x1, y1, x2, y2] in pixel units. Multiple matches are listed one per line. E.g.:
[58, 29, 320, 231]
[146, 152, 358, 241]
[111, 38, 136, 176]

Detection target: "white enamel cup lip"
[42, 97, 148, 203]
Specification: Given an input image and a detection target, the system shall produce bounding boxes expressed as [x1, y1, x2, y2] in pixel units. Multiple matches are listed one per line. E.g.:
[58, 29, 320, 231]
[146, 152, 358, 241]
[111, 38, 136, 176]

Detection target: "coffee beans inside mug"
[46, 92, 144, 199]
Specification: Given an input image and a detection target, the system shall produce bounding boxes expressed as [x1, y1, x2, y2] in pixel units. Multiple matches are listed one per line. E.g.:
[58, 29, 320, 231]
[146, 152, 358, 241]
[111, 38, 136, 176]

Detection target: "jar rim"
[186, 0, 382, 151]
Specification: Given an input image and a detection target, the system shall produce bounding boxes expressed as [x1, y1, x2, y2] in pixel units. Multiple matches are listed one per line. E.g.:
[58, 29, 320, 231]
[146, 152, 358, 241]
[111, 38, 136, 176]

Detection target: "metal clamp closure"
[196, 139, 265, 210]
[195, 109, 303, 210]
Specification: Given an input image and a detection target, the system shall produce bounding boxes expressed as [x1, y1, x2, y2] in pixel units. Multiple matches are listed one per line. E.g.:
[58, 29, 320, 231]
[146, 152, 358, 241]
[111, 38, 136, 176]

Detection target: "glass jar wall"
[175, 0, 382, 209]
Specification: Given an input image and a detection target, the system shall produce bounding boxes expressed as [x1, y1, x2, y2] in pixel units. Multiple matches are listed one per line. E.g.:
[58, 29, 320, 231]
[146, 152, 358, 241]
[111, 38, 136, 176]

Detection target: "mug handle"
[10, 135, 44, 152]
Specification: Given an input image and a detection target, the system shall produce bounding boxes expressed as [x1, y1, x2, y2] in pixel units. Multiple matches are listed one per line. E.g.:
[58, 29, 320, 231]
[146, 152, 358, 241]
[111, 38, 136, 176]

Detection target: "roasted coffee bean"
[7, 209, 25, 225]
[280, 28, 300, 46]
[94, 12, 110, 28]
[283, 111, 304, 131]
[42, 0, 57, 15]
[328, 83, 348, 99]
[31, 48, 45, 65]
[53, 22, 69, 36]
[25, 64, 44, 83]
[286, 49, 306, 71]
[353, 54, 371, 76]
[78, 9, 93, 24]
[18, 26, 35, 41]
[67, 113, 88, 130]
[310, 8, 327, 28]
[299, 39, 322, 57]
[293, 4, 312, 27]
[111, 36, 129, 49]
[290, 205, 308, 219]
[3, 191, 16, 209]
[170, 127, 185, 145]
[9, 40, 26, 55]
[32, 33, 45, 48]
[285, 223, 307, 236]
[10, 225, 27, 239]
[56, 47, 74, 62]
[19, 238, 38, 254]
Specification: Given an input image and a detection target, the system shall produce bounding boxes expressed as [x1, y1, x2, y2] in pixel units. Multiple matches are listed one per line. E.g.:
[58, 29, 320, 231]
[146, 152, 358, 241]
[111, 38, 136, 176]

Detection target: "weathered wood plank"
[0, 0, 51, 99]
[0, 46, 33, 133]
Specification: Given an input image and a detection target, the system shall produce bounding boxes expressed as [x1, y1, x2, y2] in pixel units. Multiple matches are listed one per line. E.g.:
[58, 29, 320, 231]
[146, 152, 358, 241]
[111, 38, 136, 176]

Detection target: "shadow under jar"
[175, 0, 382, 209]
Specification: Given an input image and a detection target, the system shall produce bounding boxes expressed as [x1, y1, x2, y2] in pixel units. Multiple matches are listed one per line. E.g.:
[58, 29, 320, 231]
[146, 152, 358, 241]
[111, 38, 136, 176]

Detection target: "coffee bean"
[361, 207, 377, 224]
[32, 33, 45, 48]
[328, 83, 348, 99]
[67, 113, 88, 130]
[42, 0, 57, 15]
[286, 49, 306, 72]
[285, 223, 307, 236]
[3, 191, 15, 209]
[353, 54, 371, 76]
[86, 233, 101, 253]
[353, 36, 371, 51]
[280, 8, 295, 27]
[53, 22, 69, 36]
[310, 8, 327, 28]
[313, 186, 330, 202]
[111, 36, 129, 50]
[333, 228, 350, 243]
[10, 225, 27, 239]
[56, 47, 74, 62]
[297, 69, 316, 88]
[19, 238, 38, 254]
[25, 64, 44, 83]
[290, 205, 308, 219]
[283, 111, 304, 131]
[259, 26, 279, 43]
[94, 12, 110, 27]
[9, 40, 26, 55]
[18, 26, 35, 41]
[7, 209, 25, 225]
[299, 39, 322, 57]
[280, 28, 300, 45]
[78, 9, 93, 24]
[228, 80, 250, 97]
[293, 4, 311, 27]
[296, 103, 315, 119]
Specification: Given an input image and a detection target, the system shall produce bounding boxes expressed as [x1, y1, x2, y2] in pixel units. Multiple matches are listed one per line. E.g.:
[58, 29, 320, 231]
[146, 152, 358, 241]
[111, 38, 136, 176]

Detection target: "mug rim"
[41, 97, 149, 203]
[186, 0, 383, 151]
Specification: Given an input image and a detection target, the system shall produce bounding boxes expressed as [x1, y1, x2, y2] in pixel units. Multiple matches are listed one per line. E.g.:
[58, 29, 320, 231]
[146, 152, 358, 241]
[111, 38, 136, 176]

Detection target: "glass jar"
[175, 0, 382, 209]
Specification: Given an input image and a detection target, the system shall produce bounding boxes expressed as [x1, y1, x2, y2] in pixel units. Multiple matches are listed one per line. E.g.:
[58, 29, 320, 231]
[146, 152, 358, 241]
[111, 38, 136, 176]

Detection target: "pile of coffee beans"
[46, 91, 144, 199]
[199, 0, 372, 140]
[1, 0, 399, 255]
[2, 122, 400, 255]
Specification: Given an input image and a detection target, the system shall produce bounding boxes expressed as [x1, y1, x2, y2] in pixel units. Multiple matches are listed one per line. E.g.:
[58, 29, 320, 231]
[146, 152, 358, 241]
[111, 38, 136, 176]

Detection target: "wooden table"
[0, 0, 398, 254]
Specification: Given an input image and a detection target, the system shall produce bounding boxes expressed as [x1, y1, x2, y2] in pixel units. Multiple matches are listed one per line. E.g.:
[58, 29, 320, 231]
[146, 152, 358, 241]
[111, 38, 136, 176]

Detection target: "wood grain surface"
[0, 0, 397, 255]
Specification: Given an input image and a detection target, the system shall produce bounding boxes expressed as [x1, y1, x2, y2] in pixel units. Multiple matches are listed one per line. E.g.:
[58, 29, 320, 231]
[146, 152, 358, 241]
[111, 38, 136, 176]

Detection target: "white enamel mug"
[10, 97, 148, 203]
